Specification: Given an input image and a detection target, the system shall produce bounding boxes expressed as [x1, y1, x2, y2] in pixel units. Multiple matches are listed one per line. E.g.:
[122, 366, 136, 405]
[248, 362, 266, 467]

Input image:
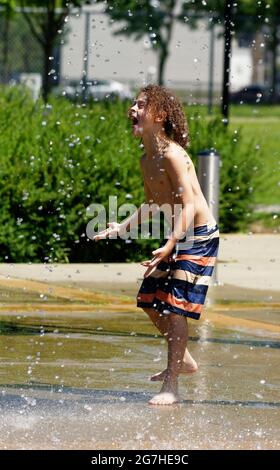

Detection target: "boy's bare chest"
[142, 159, 170, 190]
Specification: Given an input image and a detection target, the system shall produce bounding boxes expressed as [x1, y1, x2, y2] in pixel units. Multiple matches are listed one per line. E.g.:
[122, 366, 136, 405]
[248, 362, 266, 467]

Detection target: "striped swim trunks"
[136, 222, 219, 320]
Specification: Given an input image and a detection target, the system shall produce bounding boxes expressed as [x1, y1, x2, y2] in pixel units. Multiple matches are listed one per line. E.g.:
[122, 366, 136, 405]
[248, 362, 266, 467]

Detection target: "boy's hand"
[141, 245, 173, 278]
[93, 222, 125, 241]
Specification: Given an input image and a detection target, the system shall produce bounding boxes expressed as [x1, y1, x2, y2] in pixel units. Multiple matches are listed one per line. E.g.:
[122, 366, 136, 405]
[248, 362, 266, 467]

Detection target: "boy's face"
[128, 93, 154, 137]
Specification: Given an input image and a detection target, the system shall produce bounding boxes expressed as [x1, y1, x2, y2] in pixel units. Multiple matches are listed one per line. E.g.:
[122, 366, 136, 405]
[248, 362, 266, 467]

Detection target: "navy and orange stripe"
[136, 223, 219, 320]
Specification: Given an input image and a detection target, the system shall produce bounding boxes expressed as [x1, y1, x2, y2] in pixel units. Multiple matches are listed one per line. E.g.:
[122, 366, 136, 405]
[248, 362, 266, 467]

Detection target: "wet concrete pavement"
[1, 233, 280, 292]
[0, 290, 279, 450]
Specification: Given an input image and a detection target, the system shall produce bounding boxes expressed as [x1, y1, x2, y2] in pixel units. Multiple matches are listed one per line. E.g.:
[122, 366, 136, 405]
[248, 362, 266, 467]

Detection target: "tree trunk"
[158, 46, 168, 85]
[42, 42, 53, 102]
[221, 0, 234, 125]
[156, 1, 176, 86]
[20, 2, 68, 102]
[270, 20, 278, 103]
[251, 31, 265, 84]
[42, 4, 56, 103]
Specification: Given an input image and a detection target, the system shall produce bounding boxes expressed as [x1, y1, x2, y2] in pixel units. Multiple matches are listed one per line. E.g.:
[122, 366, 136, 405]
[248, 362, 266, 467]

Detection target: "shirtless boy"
[94, 85, 219, 405]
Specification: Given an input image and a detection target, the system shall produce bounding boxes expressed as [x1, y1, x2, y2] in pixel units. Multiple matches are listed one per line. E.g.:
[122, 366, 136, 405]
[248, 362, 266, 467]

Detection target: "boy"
[94, 85, 219, 405]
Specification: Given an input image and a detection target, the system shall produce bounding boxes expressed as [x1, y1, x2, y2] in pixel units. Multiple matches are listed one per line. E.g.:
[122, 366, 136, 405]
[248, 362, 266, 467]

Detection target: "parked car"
[56, 79, 133, 102]
[230, 84, 280, 104]
[88, 79, 133, 101]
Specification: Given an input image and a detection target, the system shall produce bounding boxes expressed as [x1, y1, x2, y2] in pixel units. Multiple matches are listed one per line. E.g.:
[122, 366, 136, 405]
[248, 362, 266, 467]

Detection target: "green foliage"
[188, 112, 263, 232]
[0, 85, 153, 262]
[0, 86, 262, 262]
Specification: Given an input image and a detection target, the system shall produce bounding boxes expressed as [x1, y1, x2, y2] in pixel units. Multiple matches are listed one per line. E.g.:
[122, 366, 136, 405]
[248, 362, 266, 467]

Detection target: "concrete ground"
[0, 234, 279, 449]
[0, 234, 279, 293]
[0, 307, 279, 450]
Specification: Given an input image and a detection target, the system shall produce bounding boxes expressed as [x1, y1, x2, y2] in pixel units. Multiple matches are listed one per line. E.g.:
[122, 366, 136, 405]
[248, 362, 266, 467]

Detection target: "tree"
[0, 2, 43, 82]
[95, 0, 199, 86]
[249, 0, 280, 102]
[6, 1, 92, 102]
[269, 1, 280, 101]
[193, 0, 280, 102]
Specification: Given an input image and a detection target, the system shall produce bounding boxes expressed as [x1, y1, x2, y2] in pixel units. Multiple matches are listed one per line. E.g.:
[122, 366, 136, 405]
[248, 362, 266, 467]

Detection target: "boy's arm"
[94, 159, 156, 240]
[94, 198, 151, 240]
[121, 202, 148, 233]
[121, 157, 156, 232]
[122, 181, 158, 232]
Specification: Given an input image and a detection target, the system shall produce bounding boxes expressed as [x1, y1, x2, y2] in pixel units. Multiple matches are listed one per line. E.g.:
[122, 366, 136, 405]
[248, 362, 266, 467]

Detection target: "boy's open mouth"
[131, 116, 138, 126]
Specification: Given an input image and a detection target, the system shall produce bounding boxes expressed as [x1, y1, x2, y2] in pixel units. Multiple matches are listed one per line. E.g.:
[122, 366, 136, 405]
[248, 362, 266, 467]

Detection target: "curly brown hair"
[139, 84, 190, 148]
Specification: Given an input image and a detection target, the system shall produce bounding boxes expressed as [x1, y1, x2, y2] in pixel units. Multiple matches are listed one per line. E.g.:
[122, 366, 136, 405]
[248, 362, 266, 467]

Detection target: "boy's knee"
[168, 312, 184, 323]
[142, 307, 152, 314]
[143, 307, 157, 315]
[142, 307, 162, 318]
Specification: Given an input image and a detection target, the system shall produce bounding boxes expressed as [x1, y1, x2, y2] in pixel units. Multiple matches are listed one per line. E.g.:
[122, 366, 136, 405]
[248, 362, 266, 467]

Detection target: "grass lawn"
[229, 119, 280, 206]
[187, 104, 280, 206]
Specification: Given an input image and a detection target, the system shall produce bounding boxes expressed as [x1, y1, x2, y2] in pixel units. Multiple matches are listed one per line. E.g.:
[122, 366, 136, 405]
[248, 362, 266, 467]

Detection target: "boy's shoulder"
[140, 153, 146, 168]
[164, 141, 192, 162]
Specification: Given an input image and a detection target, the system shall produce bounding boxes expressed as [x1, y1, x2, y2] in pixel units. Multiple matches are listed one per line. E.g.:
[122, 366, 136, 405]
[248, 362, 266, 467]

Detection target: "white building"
[60, 4, 257, 99]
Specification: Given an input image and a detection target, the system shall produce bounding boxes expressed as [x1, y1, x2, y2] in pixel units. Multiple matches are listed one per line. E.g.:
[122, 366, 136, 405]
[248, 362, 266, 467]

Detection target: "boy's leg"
[143, 307, 198, 378]
[149, 313, 188, 405]
[143, 307, 169, 337]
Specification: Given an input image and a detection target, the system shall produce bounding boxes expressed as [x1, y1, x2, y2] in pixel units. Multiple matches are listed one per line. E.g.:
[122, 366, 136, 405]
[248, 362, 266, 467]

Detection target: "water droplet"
[84, 404, 92, 411]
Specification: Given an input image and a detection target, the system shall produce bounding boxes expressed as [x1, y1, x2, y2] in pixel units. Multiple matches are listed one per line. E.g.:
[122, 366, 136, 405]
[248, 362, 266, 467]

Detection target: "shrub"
[0, 86, 262, 262]
[188, 112, 263, 232]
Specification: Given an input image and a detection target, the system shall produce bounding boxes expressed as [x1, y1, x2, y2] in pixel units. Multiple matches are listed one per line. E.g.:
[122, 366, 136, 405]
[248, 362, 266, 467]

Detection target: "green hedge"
[0, 86, 262, 262]
[188, 112, 263, 232]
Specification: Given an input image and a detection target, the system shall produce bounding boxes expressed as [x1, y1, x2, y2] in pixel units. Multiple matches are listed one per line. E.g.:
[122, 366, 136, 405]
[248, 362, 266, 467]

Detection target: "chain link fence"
[0, 7, 279, 105]
[0, 11, 43, 84]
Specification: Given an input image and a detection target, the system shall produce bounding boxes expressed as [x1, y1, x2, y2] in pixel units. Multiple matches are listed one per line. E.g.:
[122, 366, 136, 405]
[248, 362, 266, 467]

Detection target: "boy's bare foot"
[150, 359, 198, 381]
[149, 391, 180, 406]
[149, 375, 180, 406]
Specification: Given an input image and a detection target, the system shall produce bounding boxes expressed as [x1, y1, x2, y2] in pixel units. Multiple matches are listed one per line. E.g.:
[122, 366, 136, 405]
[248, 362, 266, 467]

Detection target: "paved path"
[0, 234, 279, 292]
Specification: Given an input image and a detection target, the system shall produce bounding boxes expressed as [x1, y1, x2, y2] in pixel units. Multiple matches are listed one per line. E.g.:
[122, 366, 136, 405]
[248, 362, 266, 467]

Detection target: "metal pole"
[208, 20, 215, 115]
[82, 10, 90, 103]
[197, 149, 220, 284]
[221, 0, 234, 125]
